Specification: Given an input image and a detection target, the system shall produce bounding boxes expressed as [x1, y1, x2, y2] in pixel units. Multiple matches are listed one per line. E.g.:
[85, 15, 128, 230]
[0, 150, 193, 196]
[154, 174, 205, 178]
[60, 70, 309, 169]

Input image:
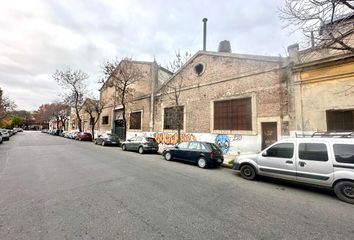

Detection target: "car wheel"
[122, 144, 127, 151]
[240, 165, 256, 180]
[138, 146, 144, 154]
[102, 141, 105, 146]
[164, 152, 172, 161]
[334, 181, 354, 204]
[197, 157, 207, 169]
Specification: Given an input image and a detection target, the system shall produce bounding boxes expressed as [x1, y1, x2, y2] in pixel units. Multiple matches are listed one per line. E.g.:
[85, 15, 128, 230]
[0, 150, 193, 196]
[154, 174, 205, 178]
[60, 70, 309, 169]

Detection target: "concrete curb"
[221, 163, 233, 169]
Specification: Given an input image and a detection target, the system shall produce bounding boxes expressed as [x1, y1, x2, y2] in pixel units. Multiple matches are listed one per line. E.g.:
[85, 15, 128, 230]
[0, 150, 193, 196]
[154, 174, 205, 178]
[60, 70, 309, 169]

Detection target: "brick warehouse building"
[119, 51, 289, 155]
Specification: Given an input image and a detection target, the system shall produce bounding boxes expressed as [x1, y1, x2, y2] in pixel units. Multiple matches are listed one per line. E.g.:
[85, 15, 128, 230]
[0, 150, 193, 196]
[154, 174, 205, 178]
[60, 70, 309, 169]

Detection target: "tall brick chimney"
[218, 40, 232, 53]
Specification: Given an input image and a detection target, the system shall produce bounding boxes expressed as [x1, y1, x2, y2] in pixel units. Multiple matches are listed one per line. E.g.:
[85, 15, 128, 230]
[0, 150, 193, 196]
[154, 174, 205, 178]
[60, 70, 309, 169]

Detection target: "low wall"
[126, 131, 263, 155]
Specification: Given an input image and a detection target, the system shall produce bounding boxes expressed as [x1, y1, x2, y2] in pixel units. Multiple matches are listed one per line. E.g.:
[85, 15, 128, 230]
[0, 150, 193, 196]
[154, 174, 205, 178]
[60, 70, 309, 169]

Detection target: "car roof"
[180, 141, 215, 144]
[278, 137, 354, 144]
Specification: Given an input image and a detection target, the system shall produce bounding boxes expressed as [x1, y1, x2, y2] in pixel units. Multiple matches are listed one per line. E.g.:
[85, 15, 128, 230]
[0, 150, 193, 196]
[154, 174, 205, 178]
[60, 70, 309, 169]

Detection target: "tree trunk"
[77, 117, 82, 132]
[122, 108, 127, 140]
[56, 117, 60, 131]
[91, 117, 95, 141]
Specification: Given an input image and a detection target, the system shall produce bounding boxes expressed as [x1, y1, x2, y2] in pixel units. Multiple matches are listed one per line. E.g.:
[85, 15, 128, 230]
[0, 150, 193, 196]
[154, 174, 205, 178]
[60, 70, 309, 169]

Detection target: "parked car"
[60, 131, 68, 137]
[41, 129, 48, 133]
[76, 132, 92, 141]
[233, 137, 354, 204]
[0, 132, 3, 144]
[163, 141, 224, 168]
[0, 129, 10, 141]
[95, 133, 120, 146]
[121, 136, 158, 154]
[68, 131, 80, 139]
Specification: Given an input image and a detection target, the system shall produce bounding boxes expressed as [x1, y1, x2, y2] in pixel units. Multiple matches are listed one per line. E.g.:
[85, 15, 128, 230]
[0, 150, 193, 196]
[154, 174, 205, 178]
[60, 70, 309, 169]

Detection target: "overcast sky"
[0, 0, 303, 111]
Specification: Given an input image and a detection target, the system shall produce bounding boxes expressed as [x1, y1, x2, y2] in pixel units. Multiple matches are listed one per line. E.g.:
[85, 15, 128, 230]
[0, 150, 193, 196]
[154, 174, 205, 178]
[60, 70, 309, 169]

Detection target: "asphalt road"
[0, 132, 354, 240]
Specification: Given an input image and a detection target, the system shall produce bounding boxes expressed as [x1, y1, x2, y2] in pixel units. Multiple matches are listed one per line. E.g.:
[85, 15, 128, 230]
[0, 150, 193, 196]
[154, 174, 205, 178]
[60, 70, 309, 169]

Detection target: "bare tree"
[101, 58, 144, 140]
[51, 103, 70, 131]
[82, 98, 105, 139]
[166, 50, 192, 73]
[53, 69, 88, 132]
[280, 0, 354, 53]
[162, 50, 191, 143]
[33, 102, 70, 131]
[0, 88, 16, 122]
[33, 104, 53, 126]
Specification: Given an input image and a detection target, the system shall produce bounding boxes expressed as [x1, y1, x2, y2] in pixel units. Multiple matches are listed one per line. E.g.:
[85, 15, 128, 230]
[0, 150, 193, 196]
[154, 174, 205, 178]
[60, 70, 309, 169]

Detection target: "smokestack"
[218, 40, 232, 53]
[202, 18, 208, 51]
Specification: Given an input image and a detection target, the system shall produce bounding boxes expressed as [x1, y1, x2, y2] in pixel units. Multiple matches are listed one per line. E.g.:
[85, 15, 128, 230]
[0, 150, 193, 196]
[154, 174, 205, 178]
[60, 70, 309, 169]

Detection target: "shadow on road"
[232, 171, 336, 199]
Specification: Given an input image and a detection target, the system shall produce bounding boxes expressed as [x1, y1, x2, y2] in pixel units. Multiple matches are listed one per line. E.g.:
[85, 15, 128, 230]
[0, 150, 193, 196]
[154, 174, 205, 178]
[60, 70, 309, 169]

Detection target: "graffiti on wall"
[215, 134, 230, 154]
[154, 133, 197, 145]
[232, 134, 242, 141]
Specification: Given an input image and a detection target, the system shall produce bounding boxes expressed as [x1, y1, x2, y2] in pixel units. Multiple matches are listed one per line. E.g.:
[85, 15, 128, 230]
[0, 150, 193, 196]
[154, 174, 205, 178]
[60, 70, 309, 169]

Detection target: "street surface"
[1, 132, 354, 240]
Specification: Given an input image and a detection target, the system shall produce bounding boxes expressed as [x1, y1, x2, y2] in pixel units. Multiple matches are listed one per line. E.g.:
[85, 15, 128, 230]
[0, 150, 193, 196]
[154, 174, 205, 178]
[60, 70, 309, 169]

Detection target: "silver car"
[233, 137, 354, 204]
[121, 136, 159, 154]
[0, 129, 10, 141]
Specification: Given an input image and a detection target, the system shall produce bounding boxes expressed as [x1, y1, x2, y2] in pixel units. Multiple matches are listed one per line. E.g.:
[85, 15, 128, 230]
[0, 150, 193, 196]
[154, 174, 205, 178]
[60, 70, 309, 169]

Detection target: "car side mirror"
[175, 145, 179, 149]
[262, 150, 267, 157]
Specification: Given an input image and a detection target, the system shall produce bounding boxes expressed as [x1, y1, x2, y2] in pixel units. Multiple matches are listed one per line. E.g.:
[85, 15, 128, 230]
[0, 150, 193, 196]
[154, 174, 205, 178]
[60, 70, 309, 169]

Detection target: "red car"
[76, 132, 92, 141]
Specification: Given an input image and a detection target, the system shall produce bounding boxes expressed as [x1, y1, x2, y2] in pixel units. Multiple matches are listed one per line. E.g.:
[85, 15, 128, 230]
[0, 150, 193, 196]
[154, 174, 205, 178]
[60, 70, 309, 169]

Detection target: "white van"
[233, 137, 354, 204]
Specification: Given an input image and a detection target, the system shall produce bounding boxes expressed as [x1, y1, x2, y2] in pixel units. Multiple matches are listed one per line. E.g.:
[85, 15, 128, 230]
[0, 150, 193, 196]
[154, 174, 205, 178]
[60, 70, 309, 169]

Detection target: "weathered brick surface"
[153, 52, 286, 134]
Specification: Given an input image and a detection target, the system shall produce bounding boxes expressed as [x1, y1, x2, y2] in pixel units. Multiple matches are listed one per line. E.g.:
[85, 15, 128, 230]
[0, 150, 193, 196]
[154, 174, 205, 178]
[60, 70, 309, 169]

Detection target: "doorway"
[261, 122, 277, 150]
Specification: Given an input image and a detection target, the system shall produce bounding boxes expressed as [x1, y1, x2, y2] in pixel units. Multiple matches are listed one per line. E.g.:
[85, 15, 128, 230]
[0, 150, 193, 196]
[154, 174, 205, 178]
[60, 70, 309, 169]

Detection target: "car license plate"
[111, 142, 116, 144]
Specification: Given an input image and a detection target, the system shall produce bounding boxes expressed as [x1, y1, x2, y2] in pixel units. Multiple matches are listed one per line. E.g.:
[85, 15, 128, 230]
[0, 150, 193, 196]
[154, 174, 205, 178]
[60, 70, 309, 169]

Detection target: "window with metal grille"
[326, 110, 354, 131]
[163, 106, 184, 130]
[102, 116, 109, 125]
[129, 112, 142, 129]
[214, 98, 252, 130]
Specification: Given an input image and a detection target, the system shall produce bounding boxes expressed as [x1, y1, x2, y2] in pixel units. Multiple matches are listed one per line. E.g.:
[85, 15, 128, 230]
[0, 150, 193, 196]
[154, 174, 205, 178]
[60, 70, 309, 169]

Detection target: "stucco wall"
[289, 60, 354, 132]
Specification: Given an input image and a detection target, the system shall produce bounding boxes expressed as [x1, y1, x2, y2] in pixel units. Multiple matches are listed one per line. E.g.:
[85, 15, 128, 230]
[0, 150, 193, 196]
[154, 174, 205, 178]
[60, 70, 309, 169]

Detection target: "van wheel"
[197, 157, 207, 169]
[240, 165, 256, 180]
[138, 146, 144, 154]
[334, 181, 354, 204]
[122, 144, 127, 151]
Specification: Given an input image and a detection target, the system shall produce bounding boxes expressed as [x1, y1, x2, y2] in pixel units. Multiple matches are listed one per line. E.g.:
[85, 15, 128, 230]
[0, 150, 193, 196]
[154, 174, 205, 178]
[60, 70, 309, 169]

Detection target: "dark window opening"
[334, 144, 354, 164]
[194, 63, 204, 75]
[326, 110, 354, 131]
[164, 106, 184, 130]
[263, 143, 294, 159]
[214, 98, 252, 131]
[102, 116, 109, 125]
[129, 112, 142, 130]
[299, 143, 328, 161]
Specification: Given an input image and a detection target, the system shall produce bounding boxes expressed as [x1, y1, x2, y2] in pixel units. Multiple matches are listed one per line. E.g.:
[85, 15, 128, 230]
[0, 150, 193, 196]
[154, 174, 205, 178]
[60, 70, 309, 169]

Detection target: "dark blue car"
[163, 141, 224, 168]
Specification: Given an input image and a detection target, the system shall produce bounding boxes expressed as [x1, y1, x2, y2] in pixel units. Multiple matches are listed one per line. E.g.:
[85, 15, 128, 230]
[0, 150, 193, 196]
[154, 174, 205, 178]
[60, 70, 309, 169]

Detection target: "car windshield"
[107, 134, 118, 139]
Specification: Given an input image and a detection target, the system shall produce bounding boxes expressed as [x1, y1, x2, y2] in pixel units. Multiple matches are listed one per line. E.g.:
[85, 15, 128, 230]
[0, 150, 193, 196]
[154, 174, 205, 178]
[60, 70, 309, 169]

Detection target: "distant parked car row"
[42, 129, 94, 141]
[0, 128, 22, 144]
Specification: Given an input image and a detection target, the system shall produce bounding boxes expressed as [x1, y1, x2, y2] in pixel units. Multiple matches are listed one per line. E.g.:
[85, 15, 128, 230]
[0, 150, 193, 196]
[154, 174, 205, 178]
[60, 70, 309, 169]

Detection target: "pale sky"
[0, 0, 303, 111]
